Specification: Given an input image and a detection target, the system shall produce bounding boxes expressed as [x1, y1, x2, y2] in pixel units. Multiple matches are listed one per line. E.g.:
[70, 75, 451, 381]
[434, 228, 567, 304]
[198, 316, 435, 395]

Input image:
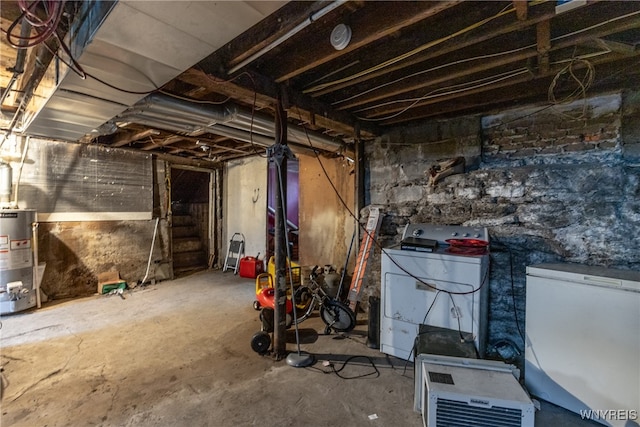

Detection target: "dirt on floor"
[0, 269, 602, 427]
[1, 270, 421, 427]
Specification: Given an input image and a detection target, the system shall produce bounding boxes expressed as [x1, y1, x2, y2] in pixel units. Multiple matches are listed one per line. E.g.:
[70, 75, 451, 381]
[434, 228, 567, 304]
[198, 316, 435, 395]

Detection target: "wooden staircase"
[172, 214, 207, 275]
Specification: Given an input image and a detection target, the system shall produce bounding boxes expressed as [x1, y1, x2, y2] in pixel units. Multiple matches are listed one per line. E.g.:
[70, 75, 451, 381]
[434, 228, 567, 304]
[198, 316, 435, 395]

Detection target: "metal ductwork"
[116, 93, 347, 154]
[19, 1, 286, 142]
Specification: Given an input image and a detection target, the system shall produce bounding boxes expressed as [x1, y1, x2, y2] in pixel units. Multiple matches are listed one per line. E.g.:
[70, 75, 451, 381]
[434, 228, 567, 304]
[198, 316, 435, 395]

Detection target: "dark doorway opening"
[171, 168, 211, 276]
[267, 160, 299, 262]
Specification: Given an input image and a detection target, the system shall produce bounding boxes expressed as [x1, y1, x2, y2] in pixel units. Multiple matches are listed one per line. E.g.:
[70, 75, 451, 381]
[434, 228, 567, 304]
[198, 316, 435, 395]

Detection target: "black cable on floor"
[310, 355, 380, 379]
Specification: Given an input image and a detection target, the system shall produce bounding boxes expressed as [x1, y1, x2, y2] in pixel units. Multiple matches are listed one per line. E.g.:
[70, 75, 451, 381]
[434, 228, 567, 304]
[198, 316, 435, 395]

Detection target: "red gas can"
[239, 256, 265, 279]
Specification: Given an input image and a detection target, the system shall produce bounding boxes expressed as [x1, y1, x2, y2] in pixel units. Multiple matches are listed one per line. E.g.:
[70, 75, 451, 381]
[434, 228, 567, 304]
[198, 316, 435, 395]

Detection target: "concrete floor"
[1, 270, 601, 427]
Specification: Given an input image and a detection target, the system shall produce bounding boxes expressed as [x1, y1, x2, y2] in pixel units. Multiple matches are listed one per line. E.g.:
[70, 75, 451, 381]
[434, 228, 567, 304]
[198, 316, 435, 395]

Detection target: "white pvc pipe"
[32, 221, 40, 308]
[13, 135, 30, 208]
[141, 217, 160, 285]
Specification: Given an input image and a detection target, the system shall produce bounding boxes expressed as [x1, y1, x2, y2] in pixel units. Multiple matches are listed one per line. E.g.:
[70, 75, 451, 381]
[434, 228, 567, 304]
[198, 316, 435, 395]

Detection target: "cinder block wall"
[364, 90, 640, 365]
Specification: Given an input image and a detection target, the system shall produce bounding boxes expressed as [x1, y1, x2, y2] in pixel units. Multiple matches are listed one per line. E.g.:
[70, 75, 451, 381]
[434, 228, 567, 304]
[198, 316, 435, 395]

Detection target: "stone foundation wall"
[364, 90, 640, 364]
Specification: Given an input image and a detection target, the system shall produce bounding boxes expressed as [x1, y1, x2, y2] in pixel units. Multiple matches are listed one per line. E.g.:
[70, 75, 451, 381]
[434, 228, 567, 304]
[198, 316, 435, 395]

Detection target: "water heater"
[0, 209, 37, 314]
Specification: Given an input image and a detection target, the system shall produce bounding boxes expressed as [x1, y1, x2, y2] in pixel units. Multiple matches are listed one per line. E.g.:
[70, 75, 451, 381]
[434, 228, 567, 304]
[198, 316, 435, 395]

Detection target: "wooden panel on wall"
[298, 154, 355, 271]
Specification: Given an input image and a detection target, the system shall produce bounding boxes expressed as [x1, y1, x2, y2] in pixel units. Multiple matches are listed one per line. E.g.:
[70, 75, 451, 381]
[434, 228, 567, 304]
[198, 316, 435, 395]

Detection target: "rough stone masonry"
[363, 90, 640, 368]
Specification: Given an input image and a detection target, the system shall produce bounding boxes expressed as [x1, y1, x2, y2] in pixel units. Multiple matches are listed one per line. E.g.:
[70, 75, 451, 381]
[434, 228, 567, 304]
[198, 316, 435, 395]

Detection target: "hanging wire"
[4, 0, 64, 48]
[198, 68, 267, 157]
[355, 68, 530, 122]
[293, 106, 489, 297]
[333, 43, 537, 107]
[547, 57, 595, 121]
[304, 3, 519, 94]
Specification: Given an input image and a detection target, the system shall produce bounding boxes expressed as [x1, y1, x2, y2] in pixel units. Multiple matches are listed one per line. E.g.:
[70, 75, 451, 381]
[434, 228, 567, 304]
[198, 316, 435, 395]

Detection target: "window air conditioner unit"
[414, 354, 535, 427]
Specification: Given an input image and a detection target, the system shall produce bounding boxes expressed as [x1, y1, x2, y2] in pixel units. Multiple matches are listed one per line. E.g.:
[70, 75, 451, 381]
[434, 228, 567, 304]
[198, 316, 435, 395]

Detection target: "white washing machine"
[380, 224, 490, 361]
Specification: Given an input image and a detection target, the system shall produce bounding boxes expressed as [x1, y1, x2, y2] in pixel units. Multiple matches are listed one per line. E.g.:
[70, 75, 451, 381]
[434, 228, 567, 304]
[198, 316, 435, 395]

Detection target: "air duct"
[116, 93, 347, 154]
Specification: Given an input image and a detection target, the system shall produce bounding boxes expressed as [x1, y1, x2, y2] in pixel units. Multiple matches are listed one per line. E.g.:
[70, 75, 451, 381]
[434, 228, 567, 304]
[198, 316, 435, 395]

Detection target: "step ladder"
[223, 233, 245, 274]
[348, 206, 383, 311]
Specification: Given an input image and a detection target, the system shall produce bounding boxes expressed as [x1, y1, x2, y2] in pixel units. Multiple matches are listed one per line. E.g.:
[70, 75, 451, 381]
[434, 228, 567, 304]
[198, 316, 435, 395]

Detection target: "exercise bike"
[251, 266, 356, 355]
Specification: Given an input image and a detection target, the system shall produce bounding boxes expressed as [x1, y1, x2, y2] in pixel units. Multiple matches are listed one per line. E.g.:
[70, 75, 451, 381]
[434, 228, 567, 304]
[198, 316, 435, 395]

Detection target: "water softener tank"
[0, 209, 37, 314]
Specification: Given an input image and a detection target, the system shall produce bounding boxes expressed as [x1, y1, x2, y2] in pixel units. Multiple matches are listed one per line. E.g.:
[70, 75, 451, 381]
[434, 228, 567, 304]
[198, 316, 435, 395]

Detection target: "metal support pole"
[355, 127, 365, 247]
[271, 94, 289, 360]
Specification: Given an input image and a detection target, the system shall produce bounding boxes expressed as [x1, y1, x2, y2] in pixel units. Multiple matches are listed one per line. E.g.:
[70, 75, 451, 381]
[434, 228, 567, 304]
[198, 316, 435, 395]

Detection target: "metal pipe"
[225, 105, 277, 134]
[117, 116, 203, 134]
[287, 126, 344, 152]
[0, 19, 32, 106]
[142, 94, 228, 123]
[32, 221, 41, 308]
[1, 75, 19, 107]
[122, 93, 346, 153]
[207, 124, 274, 147]
[123, 109, 212, 127]
[228, 0, 348, 75]
[12, 135, 30, 208]
[224, 104, 345, 152]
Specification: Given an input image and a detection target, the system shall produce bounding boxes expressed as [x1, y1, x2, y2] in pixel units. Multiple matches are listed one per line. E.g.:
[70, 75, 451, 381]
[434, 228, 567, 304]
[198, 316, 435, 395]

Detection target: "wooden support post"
[513, 0, 528, 21]
[537, 20, 551, 74]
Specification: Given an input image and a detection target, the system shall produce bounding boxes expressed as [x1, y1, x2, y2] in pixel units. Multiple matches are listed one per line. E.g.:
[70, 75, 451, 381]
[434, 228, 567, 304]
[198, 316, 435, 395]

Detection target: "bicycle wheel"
[320, 300, 356, 332]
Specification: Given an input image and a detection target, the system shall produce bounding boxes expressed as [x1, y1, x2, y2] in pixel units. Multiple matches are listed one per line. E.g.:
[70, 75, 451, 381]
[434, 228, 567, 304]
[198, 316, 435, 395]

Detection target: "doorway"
[170, 167, 212, 275]
[267, 159, 299, 261]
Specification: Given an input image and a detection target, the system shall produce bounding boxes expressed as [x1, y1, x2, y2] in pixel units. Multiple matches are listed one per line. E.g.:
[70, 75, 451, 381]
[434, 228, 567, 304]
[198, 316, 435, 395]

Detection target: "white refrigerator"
[525, 263, 640, 427]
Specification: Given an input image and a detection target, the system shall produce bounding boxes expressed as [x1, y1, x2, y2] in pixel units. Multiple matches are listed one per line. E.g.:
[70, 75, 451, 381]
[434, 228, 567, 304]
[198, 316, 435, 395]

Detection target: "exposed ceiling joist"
[2, 0, 639, 162]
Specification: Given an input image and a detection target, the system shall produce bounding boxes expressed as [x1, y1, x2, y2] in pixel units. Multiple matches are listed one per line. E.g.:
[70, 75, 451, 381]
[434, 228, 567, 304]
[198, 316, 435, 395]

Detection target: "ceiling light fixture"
[330, 23, 351, 50]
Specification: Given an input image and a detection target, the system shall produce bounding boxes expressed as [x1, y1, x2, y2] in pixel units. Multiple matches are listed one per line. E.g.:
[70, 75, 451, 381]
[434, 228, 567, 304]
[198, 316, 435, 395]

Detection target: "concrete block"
[388, 185, 425, 204]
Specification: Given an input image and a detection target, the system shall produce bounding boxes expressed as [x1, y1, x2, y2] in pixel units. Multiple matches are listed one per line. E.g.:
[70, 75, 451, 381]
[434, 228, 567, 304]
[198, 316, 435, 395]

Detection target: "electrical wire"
[199, 68, 267, 158]
[504, 245, 525, 344]
[357, 43, 607, 124]
[333, 44, 537, 107]
[548, 58, 595, 104]
[308, 355, 380, 379]
[274, 157, 305, 356]
[157, 90, 230, 105]
[409, 291, 444, 363]
[11, 10, 162, 96]
[304, 3, 518, 94]
[11, 10, 269, 158]
[484, 53, 640, 133]
[294, 106, 491, 298]
[4, 0, 64, 48]
[355, 68, 530, 122]
[547, 56, 595, 121]
[330, 7, 639, 119]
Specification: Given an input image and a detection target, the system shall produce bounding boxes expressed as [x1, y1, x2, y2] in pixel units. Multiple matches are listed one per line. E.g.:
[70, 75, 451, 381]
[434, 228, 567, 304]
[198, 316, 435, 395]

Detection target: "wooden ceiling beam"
[338, 11, 640, 112]
[173, 134, 258, 155]
[537, 19, 551, 74]
[306, 3, 559, 97]
[175, 67, 378, 138]
[514, 1, 528, 21]
[273, 1, 462, 83]
[335, 51, 537, 110]
[139, 135, 184, 151]
[110, 129, 160, 147]
[361, 51, 634, 121]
